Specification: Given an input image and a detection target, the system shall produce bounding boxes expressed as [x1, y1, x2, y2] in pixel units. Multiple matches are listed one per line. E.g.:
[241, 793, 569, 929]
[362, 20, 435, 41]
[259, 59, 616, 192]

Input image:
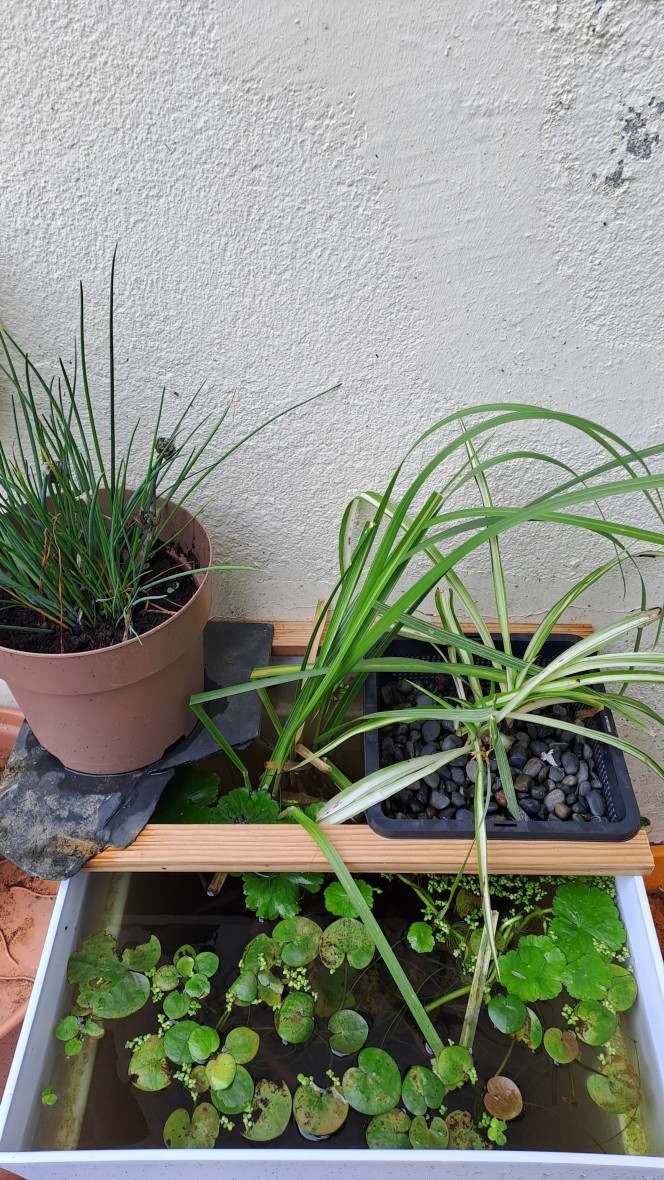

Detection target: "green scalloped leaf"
[608, 965, 638, 1012]
[67, 932, 125, 986]
[551, 881, 626, 959]
[241, 872, 324, 921]
[324, 879, 376, 919]
[152, 767, 219, 824]
[406, 922, 435, 954]
[88, 972, 150, 1020]
[499, 936, 565, 1002]
[561, 952, 612, 1001]
[212, 787, 280, 825]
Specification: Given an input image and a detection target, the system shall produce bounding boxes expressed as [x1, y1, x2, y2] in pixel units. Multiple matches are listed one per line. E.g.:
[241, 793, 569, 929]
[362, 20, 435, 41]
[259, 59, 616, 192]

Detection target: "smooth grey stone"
[522, 757, 544, 778]
[529, 740, 548, 757]
[550, 747, 564, 767]
[422, 720, 441, 743]
[421, 742, 439, 756]
[450, 790, 466, 808]
[589, 776, 603, 791]
[381, 686, 393, 706]
[545, 788, 566, 812]
[531, 784, 547, 801]
[451, 766, 466, 786]
[508, 746, 528, 770]
[410, 800, 425, 814]
[453, 809, 474, 826]
[416, 784, 430, 806]
[466, 759, 479, 783]
[578, 780, 592, 798]
[441, 720, 457, 733]
[489, 758, 498, 772]
[551, 704, 568, 719]
[520, 797, 541, 817]
[430, 789, 451, 811]
[562, 751, 580, 775]
[565, 792, 578, 805]
[405, 741, 416, 759]
[538, 804, 549, 820]
[537, 766, 549, 783]
[562, 774, 578, 788]
[514, 773, 533, 792]
[415, 693, 432, 708]
[554, 802, 572, 820]
[450, 754, 468, 767]
[423, 772, 440, 789]
[439, 765, 452, 781]
[583, 742, 595, 763]
[441, 734, 464, 750]
[587, 790, 606, 817]
[572, 800, 589, 814]
[572, 813, 588, 824]
[577, 760, 589, 782]
[486, 800, 499, 814]
[409, 724, 422, 736]
[548, 766, 564, 783]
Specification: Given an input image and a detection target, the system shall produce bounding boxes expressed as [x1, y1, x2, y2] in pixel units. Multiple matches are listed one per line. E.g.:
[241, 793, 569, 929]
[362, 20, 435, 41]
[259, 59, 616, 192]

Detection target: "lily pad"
[276, 992, 315, 1044]
[65, 1037, 82, 1056]
[163, 992, 191, 1020]
[406, 922, 435, 954]
[319, 918, 375, 971]
[129, 1035, 171, 1092]
[498, 936, 565, 1002]
[587, 1054, 642, 1114]
[328, 1009, 368, 1056]
[67, 932, 125, 985]
[242, 1079, 292, 1142]
[81, 1019, 104, 1039]
[185, 973, 211, 999]
[484, 1075, 523, 1120]
[343, 1048, 401, 1116]
[55, 1016, 80, 1042]
[575, 1000, 617, 1046]
[257, 969, 284, 1008]
[153, 965, 179, 992]
[224, 1027, 260, 1064]
[228, 971, 258, 1006]
[488, 994, 528, 1035]
[324, 880, 375, 919]
[188, 1026, 220, 1063]
[401, 1065, 445, 1116]
[88, 972, 150, 1020]
[608, 965, 638, 1012]
[211, 1065, 254, 1115]
[312, 966, 354, 1017]
[409, 1115, 449, 1149]
[436, 1045, 474, 1091]
[194, 952, 219, 978]
[561, 951, 612, 1001]
[175, 956, 195, 980]
[191, 1065, 209, 1094]
[513, 1007, 543, 1051]
[241, 934, 281, 974]
[445, 1110, 484, 1150]
[206, 1052, 237, 1091]
[163, 1020, 200, 1065]
[174, 944, 197, 970]
[366, 1108, 411, 1149]
[121, 936, 161, 973]
[294, 1083, 349, 1137]
[272, 917, 322, 966]
[543, 1027, 579, 1064]
[551, 881, 626, 958]
[163, 1102, 219, 1149]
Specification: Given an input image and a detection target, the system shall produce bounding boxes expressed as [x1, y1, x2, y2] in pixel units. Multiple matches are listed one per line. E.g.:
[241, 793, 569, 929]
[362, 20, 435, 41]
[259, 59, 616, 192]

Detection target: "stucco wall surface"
[1, 0, 664, 829]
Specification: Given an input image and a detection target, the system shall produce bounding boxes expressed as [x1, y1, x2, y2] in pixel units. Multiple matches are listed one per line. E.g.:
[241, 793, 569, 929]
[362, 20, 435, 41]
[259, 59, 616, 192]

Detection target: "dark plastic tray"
[363, 634, 642, 841]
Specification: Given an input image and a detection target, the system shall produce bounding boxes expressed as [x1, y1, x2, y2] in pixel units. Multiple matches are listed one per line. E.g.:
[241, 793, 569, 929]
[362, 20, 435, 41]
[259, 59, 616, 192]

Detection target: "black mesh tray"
[363, 635, 642, 841]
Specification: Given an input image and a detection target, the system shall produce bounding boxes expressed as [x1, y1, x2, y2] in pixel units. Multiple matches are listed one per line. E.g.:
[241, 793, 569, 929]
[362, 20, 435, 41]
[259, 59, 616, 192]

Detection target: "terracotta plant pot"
[0, 503, 212, 774]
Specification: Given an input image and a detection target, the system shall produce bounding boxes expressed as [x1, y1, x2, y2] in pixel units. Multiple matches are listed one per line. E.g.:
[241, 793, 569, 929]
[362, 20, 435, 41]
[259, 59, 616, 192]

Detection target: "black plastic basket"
[363, 635, 642, 841]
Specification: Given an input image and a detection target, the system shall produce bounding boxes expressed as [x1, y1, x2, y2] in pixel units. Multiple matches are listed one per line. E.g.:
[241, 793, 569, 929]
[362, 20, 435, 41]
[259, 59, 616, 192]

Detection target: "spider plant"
[0, 252, 337, 644]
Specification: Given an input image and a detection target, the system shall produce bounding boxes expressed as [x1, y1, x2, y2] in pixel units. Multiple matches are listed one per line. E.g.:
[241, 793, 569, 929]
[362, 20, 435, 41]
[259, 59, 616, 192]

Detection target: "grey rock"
[423, 772, 440, 789]
[508, 746, 528, 770]
[578, 781, 592, 798]
[572, 800, 589, 814]
[565, 792, 578, 805]
[416, 784, 430, 806]
[531, 784, 547, 801]
[562, 774, 578, 788]
[537, 766, 550, 783]
[450, 766, 466, 786]
[439, 765, 452, 781]
[587, 790, 606, 817]
[466, 759, 479, 783]
[381, 686, 393, 707]
[450, 790, 466, 808]
[572, 813, 588, 825]
[422, 720, 441, 744]
[453, 809, 474, 827]
[430, 789, 451, 811]
[538, 804, 549, 820]
[582, 742, 595, 763]
[415, 693, 432, 708]
[522, 757, 544, 778]
[548, 766, 565, 783]
[520, 797, 541, 817]
[513, 773, 533, 792]
[486, 800, 499, 815]
[544, 788, 566, 812]
[405, 741, 416, 759]
[410, 799, 425, 814]
[562, 751, 580, 776]
[554, 802, 572, 820]
[421, 742, 439, 756]
[450, 754, 469, 768]
[441, 734, 464, 751]
[577, 760, 589, 783]
[529, 740, 548, 757]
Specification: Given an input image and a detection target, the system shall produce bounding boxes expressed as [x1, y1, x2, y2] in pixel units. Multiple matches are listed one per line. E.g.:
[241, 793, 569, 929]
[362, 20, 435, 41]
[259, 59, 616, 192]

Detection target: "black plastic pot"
[363, 635, 642, 841]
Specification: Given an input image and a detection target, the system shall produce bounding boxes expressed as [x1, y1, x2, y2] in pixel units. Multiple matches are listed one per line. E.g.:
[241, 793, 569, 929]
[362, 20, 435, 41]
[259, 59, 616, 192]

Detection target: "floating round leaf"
[406, 922, 435, 954]
[81, 1019, 104, 1039]
[121, 935, 161, 973]
[293, 1083, 349, 1137]
[163, 992, 191, 1020]
[342, 1048, 401, 1116]
[488, 994, 528, 1035]
[401, 1065, 445, 1116]
[328, 1009, 368, 1056]
[513, 1007, 543, 1051]
[257, 969, 284, 1008]
[312, 966, 354, 1018]
[366, 1107, 411, 1149]
[129, 1034, 171, 1092]
[163, 1020, 200, 1065]
[575, 1000, 617, 1046]
[241, 934, 281, 974]
[484, 1075, 523, 1121]
[224, 1027, 260, 1065]
[185, 973, 211, 999]
[163, 1102, 219, 1149]
[551, 881, 626, 959]
[211, 1065, 254, 1115]
[319, 918, 375, 971]
[54, 1016, 80, 1042]
[445, 1110, 484, 1150]
[409, 1115, 449, 1150]
[436, 1045, 474, 1091]
[498, 936, 565, 1002]
[206, 1051, 237, 1091]
[191, 1065, 209, 1094]
[608, 965, 638, 1012]
[175, 956, 195, 980]
[153, 965, 179, 993]
[324, 880, 375, 919]
[65, 1038, 82, 1056]
[174, 944, 197, 969]
[276, 992, 315, 1044]
[89, 971, 150, 1020]
[242, 1079, 292, 1142]
[228, 971, 258, 1006]
[543, 1027, 579, 1064]
[561, 951, 612, 1002]
[188, 1026, 220, 1063]
[272, 917, 322, 966]
[194, 952, 220, 979]
[67, 932, 126, 985]
[456, 887, 482, 919]
[587, 1055, 643, 1114]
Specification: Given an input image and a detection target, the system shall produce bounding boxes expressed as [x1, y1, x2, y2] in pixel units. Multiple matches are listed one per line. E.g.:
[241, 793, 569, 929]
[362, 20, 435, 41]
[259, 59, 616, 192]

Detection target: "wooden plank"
[239, 620, 594, 657]
[84, 825, 653, 876]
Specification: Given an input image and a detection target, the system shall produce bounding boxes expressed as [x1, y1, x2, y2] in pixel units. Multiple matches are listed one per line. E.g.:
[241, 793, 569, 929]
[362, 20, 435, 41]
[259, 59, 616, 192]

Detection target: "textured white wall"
[1, 0, 664, 826]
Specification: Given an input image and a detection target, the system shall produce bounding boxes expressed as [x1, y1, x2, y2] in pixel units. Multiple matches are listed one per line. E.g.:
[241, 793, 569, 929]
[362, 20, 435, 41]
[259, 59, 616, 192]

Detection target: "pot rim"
[0, 505, 212, 665]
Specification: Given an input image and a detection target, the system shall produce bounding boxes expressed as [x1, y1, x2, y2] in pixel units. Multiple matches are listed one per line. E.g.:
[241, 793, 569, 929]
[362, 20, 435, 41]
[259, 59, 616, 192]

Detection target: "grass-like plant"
[0, 253, 336, 647]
